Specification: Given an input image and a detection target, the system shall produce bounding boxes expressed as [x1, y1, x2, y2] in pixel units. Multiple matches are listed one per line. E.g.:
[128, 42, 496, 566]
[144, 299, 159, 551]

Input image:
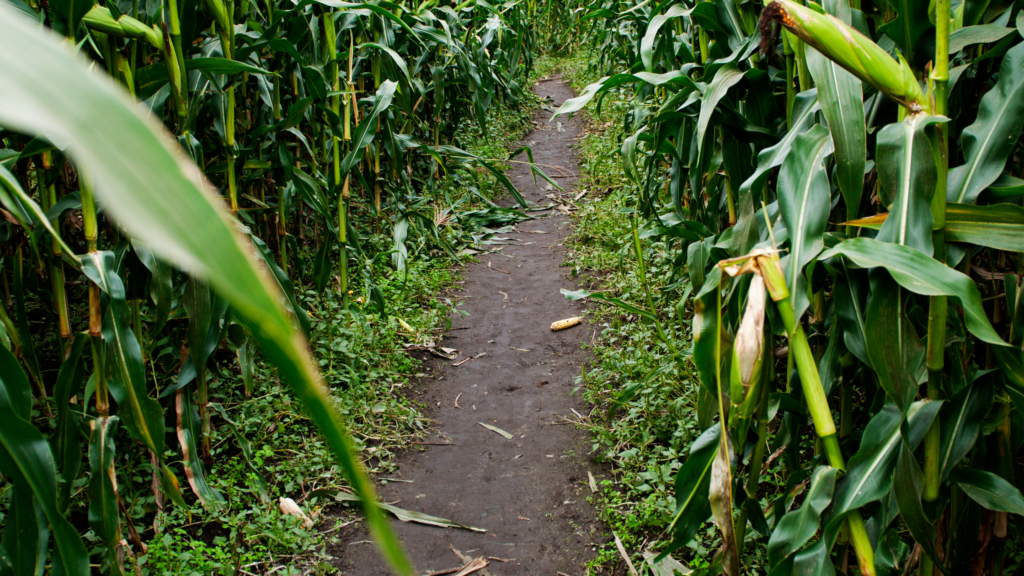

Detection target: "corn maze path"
[334, 76, 607, 575]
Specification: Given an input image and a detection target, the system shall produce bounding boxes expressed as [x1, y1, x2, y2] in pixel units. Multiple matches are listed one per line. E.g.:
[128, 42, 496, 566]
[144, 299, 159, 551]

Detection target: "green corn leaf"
[183, 277, 213, 373]
[875, 115, 941, 256]
[806, 47, 865, 221]
[949, 41, 1024, 204]
[2, 483, 46, 576]
[340, 81, 397, 174]
[944, 202, 1024, 251]
[132, 240, 172, 333]
[88, 417, 121, 547]
[777, 124, 833, 320]
[641, 5, 691, 70]
[767, 466, 837, 570]
[0, 345, 89, 576]
[938, 374, 993, 481]
[52, 333, 89, 513]
[561, 288, 658, 322]
[696, 64, 744, 163]
[0, 164, 79, 259]
[819, 237, 1006, 347]
[0, 13, 411, 574]
[948, 25, 1017, 54]
[715, 0, 747, 52]
[739, 88, 819, 198]
[829, 404, 905, 520]
[833, 262, 870, 365]
[895, 441, 943, 570]
[553, 68, 702, 117]
[174, 389, 223, 506]
[692, 290, 722, 396]
[313, 238, 335, 294]
[664, 424, 720, 554]
[436, 144, 529, 207]
[826, 401, 940, 536]
[361, 42, 412, 83]
[865, 275, 924, 411]
[49, 0, 94, 37]
[876, 0, 933, 67]
[950, 468, 1024, 515]
[81, 252, 165, 458]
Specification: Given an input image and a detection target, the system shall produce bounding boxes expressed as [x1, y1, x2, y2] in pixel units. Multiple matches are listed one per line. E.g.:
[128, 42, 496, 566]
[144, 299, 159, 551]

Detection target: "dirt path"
[334, 77, 605, 574]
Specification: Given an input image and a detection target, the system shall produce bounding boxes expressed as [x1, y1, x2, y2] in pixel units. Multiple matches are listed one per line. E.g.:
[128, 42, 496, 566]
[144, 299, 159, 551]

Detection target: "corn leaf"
[819, 237, 1006, 347]
[777, 124, 833, 320]
[0, 13, 411, 574]
[0, 345, 89, 576]
[948, 42, 1024, 204]
[875, 115, 941, 256]
[938, 374, 993, 481]
[663, 424, 720, 556]
[944, 202, 1024, 251]
[82, 252, 165, 458]
[806, 46, 865, 220]
[950, 468, 1024, 515]
[767, 466, 837, 571]
[87, 417, 120, 547]
[895, 441, 942, 569]
[865, 275, 923, 411]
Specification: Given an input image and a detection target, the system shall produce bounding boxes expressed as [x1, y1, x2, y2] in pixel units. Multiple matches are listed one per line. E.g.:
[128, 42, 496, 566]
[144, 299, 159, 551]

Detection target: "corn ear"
[551, 317, 582, 331]
[278, 497, 314, 528]
[760, 0, 928, 111]
[730, 274, 765, 417]
[82, 6, 163, 50]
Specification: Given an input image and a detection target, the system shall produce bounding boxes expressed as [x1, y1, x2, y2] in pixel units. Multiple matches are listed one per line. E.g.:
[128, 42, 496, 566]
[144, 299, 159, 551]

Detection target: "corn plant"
[0, 0, 543, 571]
[556, 0, 1024, 572]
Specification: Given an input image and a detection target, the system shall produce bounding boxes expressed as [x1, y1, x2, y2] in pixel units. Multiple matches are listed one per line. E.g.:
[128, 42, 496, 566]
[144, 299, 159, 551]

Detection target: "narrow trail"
[335, 77, 605, 574]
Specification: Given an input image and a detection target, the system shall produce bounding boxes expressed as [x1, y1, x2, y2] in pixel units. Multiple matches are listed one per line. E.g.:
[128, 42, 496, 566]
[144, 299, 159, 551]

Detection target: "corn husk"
[279, 497, 314, 528]
[83, 6, 163, 49]
[761, 0, 928, 111]
[551, 316, 582, 331]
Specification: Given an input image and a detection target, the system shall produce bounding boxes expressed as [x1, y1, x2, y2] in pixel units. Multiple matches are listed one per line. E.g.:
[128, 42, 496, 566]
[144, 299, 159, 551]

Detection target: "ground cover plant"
[0, 1, 544, 573]
[545, 0, 1024, 573]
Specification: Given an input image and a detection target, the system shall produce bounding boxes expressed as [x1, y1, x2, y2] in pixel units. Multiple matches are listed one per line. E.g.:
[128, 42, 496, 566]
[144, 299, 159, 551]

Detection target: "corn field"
[0, 0, 541, 572]
[7, 0, 1024, 569]
[550, 0, 1024, 573]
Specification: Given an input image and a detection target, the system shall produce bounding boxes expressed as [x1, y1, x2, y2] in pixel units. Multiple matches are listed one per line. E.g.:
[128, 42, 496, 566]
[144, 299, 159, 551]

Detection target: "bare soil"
[332, 76, 607, 575]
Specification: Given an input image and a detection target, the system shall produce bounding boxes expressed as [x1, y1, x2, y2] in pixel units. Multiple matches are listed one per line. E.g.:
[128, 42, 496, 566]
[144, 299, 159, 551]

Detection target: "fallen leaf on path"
[483, 261, 507, 274]
[536, 380, 549, 387]
[614, 532, 639, 576]
[551, 317, 582, 331]
[511, 347, 531, 352]
[451, 546, 496, 576]
[424, 568, 462, 576]
[517, 516, 530, 521]
[479, 422, 514, 439]
[588, 471, 598, 493]
[424, 345, 459, 360]
[308, 489, 486, 532]
[454, 393, 463, 409]
[499, 291, 509, 302]
[642, 550, 693, 575]
[453, 352, 486, 367]
[453, 557, 489, 576]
